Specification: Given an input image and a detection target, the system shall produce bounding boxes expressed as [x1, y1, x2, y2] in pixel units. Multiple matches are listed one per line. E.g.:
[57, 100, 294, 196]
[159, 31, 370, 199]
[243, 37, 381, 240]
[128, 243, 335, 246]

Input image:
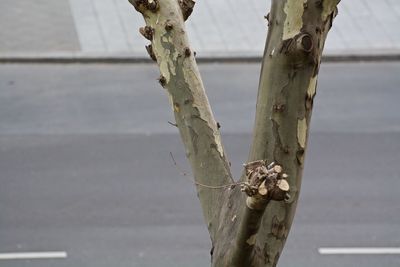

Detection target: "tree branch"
[128, 0, 234, 242]
[241, 0, 340, 265]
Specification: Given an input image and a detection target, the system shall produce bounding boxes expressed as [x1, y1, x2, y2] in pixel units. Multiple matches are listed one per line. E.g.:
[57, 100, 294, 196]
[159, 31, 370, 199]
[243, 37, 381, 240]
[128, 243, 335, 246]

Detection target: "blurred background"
[1, 1, 400, 267]
[1, 0, 400, 58]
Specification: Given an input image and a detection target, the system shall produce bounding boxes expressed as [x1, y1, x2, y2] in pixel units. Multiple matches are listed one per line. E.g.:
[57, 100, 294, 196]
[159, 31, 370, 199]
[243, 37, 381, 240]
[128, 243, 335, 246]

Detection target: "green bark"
[129, 0, 339, 266]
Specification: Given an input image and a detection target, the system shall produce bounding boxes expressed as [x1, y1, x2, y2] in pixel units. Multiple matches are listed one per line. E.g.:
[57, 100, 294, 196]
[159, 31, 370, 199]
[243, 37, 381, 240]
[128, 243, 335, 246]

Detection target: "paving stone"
[1, 0, 399, 57]
[78, 0, 400, 56]
[0, 0, 80, 53]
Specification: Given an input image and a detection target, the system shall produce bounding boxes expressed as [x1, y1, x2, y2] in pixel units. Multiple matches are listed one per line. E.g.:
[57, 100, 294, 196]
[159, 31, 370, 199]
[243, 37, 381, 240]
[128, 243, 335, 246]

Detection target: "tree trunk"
[129, 0, 340, 266]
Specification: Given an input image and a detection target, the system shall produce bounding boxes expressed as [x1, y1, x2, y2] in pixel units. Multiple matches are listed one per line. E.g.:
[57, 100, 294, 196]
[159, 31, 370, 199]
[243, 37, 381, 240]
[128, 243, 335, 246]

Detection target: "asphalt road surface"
[0, 62, 400, 267]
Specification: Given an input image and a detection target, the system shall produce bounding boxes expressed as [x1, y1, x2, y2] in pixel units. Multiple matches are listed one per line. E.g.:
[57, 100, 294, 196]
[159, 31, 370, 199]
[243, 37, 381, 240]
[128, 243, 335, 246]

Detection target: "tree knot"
[179, 0, 195, 21]
[145, 44, 157, 61]
[279, 32, 317, 67]
[128, 0, 159, 13]
[139, 26, 155, 40]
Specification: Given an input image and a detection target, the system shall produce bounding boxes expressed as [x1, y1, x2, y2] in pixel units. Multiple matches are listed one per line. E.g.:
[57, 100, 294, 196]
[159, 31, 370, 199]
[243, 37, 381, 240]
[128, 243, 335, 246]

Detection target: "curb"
[0, 53, 400, 64]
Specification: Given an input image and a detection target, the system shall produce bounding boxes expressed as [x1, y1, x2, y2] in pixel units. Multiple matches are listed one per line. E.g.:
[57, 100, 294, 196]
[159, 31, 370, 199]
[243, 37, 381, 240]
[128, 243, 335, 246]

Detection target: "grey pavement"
[0, 0, 80, 53]
[1, 0, 400, 58]
[1, 62, 400, 134]
[0, 62, 400, 267]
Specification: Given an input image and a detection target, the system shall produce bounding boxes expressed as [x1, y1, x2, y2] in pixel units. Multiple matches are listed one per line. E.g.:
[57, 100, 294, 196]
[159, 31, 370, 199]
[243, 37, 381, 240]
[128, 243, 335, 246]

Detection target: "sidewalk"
[1, 0, 400, 61]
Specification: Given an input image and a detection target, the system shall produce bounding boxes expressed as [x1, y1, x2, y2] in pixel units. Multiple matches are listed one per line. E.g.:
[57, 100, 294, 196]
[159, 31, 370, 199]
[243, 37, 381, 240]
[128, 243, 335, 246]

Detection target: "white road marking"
[0, 252, 67, 260]
[319, 247, 400, 255]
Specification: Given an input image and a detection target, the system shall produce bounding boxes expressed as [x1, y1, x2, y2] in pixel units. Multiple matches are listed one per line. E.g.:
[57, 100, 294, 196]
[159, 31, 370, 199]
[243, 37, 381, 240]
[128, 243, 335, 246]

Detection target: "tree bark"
[129, 0, 340, 266]
[128, 0, 234, 243]
[240, 1, 340, 265]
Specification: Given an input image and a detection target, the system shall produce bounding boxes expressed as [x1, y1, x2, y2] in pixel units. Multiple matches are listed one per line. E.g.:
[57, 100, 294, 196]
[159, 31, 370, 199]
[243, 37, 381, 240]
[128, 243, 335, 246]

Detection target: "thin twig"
[167, 121, 178, 127]
[169, 152, 245, 189]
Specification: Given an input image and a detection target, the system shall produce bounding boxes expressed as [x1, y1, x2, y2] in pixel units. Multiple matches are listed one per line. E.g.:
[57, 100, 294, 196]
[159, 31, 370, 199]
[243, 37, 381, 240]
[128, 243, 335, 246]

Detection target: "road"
[0, 62, 400, 267]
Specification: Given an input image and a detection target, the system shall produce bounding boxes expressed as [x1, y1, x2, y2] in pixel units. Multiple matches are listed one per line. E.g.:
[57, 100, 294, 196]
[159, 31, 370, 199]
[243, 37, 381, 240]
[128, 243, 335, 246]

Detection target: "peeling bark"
[128, 0, 233, 243]
[243, 0, 340, 265]
[129, 0, 340, 266]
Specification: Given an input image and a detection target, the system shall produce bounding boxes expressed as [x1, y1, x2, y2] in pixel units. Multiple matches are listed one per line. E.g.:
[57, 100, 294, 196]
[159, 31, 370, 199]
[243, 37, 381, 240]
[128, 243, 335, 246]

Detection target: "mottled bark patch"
[306, 76, 317, 109]
[271, 119, 283, 161]
[297, 118, 307, 149]
[247, 234, 257, 246]
[283, 0, 307, 40]
[321, 0, 340, 21]
[271, 216, 287, 239]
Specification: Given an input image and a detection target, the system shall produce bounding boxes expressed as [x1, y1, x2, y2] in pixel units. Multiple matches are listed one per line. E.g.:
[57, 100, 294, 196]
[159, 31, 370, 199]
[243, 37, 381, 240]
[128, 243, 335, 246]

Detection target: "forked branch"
[129, 0, 340, 266]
